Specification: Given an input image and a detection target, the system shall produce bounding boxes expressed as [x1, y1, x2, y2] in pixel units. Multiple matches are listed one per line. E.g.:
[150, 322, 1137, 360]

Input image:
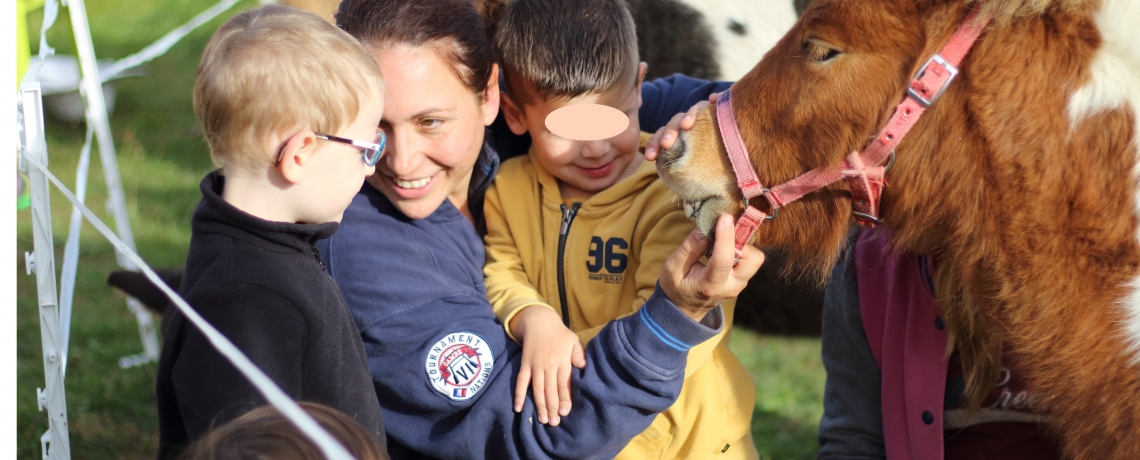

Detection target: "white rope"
[19, 152, 356, 460]
[97, 0, 241, 83]
[57, 126, 95, 376]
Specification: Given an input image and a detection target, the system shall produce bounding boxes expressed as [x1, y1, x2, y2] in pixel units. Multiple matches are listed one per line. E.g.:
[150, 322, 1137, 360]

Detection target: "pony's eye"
[802, 40, 842, 62]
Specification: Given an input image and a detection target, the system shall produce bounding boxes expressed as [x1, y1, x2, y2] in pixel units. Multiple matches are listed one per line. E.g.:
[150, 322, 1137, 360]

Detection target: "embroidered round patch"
[425, 331, 494, 401]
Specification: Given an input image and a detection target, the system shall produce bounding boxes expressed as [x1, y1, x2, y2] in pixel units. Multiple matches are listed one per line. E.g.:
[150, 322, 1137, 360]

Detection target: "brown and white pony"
[655, 0, 1140, 457]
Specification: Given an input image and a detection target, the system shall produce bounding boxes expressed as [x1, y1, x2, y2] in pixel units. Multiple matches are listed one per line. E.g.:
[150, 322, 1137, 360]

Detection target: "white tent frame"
[64, 0, 160, 370]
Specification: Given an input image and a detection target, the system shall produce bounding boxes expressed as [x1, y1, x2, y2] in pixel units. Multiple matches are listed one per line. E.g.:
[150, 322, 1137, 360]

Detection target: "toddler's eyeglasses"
[275, 131, 387, 167]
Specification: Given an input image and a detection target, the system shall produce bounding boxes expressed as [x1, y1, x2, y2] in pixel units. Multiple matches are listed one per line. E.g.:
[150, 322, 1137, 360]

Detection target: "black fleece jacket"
[155, 172, 384, 459]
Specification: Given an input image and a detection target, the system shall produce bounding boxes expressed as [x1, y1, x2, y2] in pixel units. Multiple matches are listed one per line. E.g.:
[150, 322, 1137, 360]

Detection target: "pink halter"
[717, 4, 992, 251]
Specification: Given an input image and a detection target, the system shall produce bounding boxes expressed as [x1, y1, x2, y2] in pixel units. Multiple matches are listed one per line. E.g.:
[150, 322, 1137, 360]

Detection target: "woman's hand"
[644, 92, 720, 161]
[660, 214, 764, 321]
[508, 305, 587, 426]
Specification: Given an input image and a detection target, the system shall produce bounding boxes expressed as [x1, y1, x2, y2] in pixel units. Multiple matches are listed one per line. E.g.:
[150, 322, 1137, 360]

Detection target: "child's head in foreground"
[194, 5, 385, 224]
[180, 402, 389, 460]
[495, 0, 647, 199]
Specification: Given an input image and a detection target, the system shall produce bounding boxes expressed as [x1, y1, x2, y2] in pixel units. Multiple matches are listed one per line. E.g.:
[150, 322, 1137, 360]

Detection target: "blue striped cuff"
[626, 284, 723, 357]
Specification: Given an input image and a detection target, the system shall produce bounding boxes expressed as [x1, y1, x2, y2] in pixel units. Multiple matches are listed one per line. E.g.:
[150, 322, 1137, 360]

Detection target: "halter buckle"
[907, 55, 958, 108]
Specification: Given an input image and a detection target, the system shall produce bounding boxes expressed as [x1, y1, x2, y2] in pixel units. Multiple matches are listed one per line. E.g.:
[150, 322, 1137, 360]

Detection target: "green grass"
[16, 1, 825, 458]
[729, 330, 825, 460]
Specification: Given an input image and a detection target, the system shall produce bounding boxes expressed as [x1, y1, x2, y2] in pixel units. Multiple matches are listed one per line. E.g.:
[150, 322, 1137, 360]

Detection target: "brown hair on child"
[493, 0, 639, 103]
[180, 402, 390, 460]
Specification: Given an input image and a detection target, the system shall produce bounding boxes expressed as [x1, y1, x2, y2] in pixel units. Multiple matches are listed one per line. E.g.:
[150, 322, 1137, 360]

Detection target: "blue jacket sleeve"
[320, 194, 723, 460]
[638, 74, 733, 133]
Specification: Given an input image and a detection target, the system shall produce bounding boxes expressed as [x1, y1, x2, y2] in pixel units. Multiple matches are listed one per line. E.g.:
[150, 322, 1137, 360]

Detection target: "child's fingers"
[514, 365, 532, 413]
[544, 368, 561, 426]
[646, 113, 687, 162]
[644, 128, 665, 161]
[658, 113, 685, 150]
[557, 364, 572, 417]
[571, 340, 586, 369]
[533, 371, 549, 424]
[708, 92, 721, 104]
[679, 101, 709, 130]
[679, 113, 696, 130]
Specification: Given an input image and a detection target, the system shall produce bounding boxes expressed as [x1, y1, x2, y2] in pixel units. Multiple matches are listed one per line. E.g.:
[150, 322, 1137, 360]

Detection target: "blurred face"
[367, 43, 499, 220]
[504, 64, 647, 199]
[304, 96, 384, 222]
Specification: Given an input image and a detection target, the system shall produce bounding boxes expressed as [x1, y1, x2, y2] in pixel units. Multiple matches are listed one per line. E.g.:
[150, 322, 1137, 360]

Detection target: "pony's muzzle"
[657, 133, 688, 168]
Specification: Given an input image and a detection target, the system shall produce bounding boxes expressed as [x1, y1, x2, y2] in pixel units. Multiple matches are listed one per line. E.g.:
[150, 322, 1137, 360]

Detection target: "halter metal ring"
[743, 189, 779, 221]
[852, 210, 883, 225]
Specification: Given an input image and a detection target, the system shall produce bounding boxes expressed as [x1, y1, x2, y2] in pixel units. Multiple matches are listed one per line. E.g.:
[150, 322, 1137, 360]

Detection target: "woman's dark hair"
[180, 402, 389, 460]
[336, 0, 505, 101]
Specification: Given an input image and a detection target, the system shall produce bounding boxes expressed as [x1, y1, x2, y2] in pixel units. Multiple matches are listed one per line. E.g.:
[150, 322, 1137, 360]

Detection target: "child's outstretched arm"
[323, 207, 761, 460]
[508, 305, 585, 426]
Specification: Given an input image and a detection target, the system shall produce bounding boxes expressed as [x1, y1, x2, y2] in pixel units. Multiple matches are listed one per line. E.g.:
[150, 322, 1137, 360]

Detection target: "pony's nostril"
[659, 135, 687, 164]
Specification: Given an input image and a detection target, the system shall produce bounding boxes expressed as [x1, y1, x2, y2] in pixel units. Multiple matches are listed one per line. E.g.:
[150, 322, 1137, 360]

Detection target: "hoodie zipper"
[557, 203, 582, 328]
[311, 244, 327, 270]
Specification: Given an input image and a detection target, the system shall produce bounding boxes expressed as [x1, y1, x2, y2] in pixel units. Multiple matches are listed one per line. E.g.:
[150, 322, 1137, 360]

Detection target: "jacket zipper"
[311, 244, 327, 270]
[557, 203, 582, 328]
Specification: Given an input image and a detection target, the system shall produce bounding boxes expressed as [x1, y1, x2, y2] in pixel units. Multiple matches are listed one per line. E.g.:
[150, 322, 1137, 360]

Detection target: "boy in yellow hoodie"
[484, 0, 758, 457]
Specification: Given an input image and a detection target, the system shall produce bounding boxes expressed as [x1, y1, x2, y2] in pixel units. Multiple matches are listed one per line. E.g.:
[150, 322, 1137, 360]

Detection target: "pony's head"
[655, 0, 1091, 284]
[656, 0, 1118, 414]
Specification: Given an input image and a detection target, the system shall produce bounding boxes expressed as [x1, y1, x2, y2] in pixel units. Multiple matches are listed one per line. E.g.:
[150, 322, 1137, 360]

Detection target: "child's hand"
[508, 305, 587, 426]
[644, 92, 720, 161]
[660, 214, 764, 321]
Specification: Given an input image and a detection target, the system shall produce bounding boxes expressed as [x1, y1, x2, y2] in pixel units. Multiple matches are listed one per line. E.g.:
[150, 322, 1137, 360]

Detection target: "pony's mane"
[969, 0, 1096, 27]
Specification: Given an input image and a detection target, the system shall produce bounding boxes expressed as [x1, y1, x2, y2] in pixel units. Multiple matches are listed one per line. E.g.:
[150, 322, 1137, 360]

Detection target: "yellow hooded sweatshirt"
[483, 136, 758, 459]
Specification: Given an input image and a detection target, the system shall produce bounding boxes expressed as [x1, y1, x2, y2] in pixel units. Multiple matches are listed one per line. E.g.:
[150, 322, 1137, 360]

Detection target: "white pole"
[21, 83, 72, 460]
[57, 128, 93, 375]
[64, 0, 160, 365]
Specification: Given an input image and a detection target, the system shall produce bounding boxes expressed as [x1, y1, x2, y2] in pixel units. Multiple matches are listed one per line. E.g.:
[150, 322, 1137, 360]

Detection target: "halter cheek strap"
[715, 4, 991, 251]
[715, 91, 772, 252]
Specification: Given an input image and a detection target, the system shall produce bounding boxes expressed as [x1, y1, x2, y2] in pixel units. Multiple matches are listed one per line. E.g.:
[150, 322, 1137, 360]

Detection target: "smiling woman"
[318, 0, 765, 459]
[336, 0, 503, 226]
[366, 43, 499, 222]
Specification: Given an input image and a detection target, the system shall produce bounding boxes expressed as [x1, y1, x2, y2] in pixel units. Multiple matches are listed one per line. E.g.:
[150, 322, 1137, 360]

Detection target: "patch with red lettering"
[424, 332, 494, 401]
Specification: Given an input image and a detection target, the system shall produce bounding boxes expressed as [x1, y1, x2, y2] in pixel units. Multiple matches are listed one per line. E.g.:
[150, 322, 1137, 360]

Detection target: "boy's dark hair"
[335, 0, 504, 102]
[495, 0, 639, 103]
[180, 402, 389, 460]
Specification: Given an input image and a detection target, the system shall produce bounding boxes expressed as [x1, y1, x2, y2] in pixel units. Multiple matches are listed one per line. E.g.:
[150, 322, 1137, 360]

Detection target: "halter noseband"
[717, 4, 992, 251]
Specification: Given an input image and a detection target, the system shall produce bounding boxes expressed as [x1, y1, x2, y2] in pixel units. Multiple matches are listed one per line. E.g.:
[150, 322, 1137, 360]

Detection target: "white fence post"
[64, 0, 161, 366]
[21, 83, 72, 460]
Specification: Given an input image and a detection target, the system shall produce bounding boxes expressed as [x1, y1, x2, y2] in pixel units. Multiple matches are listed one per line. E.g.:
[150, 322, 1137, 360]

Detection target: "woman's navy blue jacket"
[318, 75, 731, 459]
